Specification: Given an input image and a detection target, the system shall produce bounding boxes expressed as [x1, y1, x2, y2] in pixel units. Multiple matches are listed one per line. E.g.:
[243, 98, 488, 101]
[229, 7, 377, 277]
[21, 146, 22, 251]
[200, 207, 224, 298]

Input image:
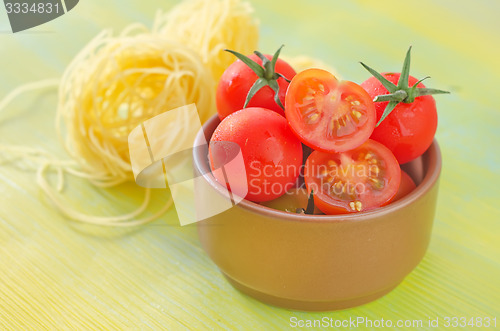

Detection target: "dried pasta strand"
[0, 78, 59, 116]
[36, 161, 173, 227]
[0, 143, 173, 226]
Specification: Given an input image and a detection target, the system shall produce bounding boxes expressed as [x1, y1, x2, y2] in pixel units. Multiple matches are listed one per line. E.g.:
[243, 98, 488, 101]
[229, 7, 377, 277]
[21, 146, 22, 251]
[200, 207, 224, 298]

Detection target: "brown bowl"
[193, 115, 441, 311]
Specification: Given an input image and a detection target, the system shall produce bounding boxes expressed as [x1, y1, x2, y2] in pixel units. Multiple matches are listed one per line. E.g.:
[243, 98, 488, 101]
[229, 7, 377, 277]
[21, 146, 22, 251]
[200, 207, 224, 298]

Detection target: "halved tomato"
[304, 139, 401, 214]
[285, 68, 376, 153]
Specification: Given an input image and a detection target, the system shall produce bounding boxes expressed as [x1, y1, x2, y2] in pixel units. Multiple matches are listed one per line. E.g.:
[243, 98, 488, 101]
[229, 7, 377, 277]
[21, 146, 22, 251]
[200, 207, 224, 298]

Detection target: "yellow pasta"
[57, 28, 215, 187]
[153, 0, 259, 81]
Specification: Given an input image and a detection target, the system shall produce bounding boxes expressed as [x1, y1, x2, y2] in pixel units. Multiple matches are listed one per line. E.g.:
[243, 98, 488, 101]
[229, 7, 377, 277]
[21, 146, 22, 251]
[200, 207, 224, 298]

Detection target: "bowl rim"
[193, 114, 442, 223]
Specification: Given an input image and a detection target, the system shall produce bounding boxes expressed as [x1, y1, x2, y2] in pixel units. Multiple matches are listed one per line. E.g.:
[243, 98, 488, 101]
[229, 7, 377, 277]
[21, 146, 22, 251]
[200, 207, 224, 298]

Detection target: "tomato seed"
[351, 110, 362, 121]
[369, 177, 384, 189]
[307, 113, 320, 123]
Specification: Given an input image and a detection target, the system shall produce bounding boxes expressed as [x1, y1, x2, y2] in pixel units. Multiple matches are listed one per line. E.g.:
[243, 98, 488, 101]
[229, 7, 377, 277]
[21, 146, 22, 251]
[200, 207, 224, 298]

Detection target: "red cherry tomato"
[209, 107, 303, 202]
[304, 139, 400, 214]
[285, 68, 376, 153]
[216, 54, 296, 119]
[393, 169, 417, 201]
[361, 73, 437, 164]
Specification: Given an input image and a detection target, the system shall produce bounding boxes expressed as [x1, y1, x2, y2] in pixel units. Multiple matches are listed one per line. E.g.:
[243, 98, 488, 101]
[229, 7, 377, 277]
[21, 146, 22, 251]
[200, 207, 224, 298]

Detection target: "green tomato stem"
[361, 46, 450, 126]
[225, 45, 289, 110]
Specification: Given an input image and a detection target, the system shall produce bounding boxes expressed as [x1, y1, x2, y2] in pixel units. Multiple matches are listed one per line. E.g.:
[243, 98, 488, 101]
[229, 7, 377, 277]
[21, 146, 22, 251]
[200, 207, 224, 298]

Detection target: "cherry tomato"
[285, 68, 376, 153]
[216, 54, 296, 119]
[393, 170, 417, 201]
[209, 107, 303, 202]
[361, 73, 437, 164]
[304, 139, 400, 214]
[261, 188, 323, 214]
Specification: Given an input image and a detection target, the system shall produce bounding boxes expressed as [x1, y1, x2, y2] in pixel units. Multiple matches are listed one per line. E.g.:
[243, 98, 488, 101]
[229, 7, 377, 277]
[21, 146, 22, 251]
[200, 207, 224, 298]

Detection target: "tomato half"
[209, 107, 303, 202]
[304, 139, 400, 214]
[393, 169, 417, 201]
[285, 68, 376, 153]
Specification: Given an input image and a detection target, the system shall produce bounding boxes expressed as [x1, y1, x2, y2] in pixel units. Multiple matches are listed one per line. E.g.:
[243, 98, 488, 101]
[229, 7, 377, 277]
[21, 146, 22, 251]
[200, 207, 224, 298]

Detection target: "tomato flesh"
[304, 139, 400, 214]
[285, 68, 376, 153]
[393, 170, 417, 201]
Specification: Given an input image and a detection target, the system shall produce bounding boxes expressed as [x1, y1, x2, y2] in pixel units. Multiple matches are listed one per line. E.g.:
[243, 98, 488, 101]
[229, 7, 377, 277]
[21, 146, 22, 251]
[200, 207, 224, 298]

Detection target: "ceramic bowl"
[193, 115, 441, 311]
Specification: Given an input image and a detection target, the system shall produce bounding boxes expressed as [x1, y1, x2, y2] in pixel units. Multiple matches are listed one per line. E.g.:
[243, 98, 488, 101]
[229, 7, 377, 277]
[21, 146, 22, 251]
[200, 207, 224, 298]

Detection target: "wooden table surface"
[1, 0, 499, 329]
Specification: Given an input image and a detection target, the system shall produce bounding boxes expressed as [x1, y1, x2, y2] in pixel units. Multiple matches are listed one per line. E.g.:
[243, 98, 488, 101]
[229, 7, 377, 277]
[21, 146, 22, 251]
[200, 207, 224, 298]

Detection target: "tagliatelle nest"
[57, 27, 216, 187]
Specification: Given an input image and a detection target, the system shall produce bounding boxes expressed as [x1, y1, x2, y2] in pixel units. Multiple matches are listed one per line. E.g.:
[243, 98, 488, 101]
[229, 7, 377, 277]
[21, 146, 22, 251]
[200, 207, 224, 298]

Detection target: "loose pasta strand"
[36, 161, 173, 227]
[0, 144, 173, 226]
[0, 79, 59, 117]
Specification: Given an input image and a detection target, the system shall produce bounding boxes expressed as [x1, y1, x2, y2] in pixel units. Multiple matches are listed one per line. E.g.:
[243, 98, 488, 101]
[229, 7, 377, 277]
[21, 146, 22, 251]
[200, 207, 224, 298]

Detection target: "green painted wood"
[1, 0, 499, 329]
